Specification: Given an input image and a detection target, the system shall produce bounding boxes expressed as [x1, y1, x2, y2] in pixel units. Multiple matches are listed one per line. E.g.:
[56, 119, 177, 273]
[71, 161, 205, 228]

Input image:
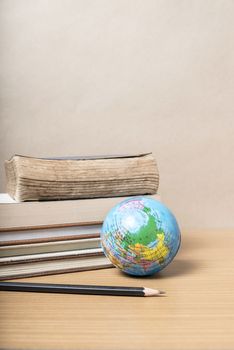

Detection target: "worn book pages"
[5, 153, 159, 201]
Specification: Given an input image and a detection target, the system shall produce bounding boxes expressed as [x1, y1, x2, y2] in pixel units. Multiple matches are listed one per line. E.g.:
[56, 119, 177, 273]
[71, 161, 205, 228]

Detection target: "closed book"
[5, 153, 159, 201]
[0, 194, 160, 231]
[0, 237, 101, 257]
[0, 256, 113, 280]
[0, 225, 101, 246]
[0, 247, 104, 265]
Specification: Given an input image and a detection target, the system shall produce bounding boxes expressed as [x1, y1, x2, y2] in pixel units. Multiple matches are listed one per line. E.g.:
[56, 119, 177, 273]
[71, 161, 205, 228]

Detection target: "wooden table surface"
[1, 230, 234, 350]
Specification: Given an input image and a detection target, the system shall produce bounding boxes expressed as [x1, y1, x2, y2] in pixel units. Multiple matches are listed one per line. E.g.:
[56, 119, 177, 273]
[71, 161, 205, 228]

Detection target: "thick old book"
[5, 153, 159, 201]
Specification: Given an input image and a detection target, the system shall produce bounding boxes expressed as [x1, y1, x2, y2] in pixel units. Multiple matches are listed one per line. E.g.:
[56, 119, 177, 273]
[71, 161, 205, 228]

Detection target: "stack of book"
[0, 153, 160, 280]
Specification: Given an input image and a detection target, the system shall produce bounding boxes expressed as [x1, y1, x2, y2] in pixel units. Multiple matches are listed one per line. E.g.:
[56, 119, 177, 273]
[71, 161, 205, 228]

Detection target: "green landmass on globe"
[121, 206, 164, 248]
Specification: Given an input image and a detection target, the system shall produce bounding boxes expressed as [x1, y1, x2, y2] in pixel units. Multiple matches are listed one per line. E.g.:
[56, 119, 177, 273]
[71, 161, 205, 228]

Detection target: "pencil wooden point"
[143, 287, 165, 297]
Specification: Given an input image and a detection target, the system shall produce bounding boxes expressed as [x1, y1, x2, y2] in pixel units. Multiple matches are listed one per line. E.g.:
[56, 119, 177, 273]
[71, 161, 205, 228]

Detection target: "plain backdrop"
[0, 0, 234, 229]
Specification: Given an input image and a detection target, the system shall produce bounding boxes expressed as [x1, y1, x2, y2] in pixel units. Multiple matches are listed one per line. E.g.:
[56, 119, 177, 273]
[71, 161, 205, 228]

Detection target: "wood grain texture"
[0, 230, 234, 350]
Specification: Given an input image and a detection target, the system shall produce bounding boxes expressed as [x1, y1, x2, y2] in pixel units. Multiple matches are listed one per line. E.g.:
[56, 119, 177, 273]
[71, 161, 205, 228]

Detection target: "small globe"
[101, 196, 181, 276]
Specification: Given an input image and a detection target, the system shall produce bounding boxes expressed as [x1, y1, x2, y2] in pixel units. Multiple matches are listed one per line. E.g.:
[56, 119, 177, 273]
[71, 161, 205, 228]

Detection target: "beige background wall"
[0, 0, 234, 229]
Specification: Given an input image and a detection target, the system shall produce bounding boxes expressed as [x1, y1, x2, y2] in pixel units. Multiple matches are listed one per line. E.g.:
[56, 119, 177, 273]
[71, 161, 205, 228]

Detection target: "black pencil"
[0, 281, 165, 297]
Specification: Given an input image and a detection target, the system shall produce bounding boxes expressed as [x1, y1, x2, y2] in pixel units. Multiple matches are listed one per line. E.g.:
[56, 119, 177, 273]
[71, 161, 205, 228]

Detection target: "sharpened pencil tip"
[159, 290, 166, 295]
[143, 287, 166, 297]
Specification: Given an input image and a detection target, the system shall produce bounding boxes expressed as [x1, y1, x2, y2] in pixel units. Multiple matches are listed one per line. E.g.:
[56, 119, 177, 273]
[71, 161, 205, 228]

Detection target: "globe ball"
[101, 196, 181, 276]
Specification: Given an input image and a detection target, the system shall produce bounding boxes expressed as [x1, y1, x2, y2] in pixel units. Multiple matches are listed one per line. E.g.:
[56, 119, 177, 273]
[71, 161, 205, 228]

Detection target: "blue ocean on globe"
[101, 196, 181, 276]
